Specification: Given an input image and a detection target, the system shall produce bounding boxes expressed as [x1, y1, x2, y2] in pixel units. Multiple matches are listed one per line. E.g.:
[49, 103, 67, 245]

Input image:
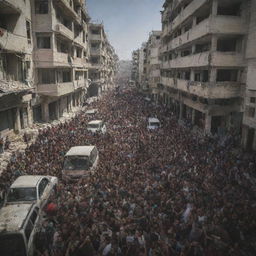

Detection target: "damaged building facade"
[132, 0, 256, 150]
[88, 23, 118, 97]
[0, 0, 118, 138]
[31, 0, 90, 122]
[0, 0, 34, 135]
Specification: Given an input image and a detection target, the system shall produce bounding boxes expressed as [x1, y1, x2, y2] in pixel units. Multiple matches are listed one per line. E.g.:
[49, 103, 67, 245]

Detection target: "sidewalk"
[0, 106, 85, 176]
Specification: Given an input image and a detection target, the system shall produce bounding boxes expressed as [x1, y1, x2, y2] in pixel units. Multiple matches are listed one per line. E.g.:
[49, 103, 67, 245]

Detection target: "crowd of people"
[0, 88, 256, 256]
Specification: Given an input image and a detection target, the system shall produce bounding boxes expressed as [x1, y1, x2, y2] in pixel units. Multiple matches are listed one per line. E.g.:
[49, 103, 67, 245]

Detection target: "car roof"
[65, 146, 96, 156]
[148, 117, 160, 123]
[10, 175, 46, 188]
[0, 204, 34, 233]
[85, 109, 98, 114]
[88, 120, 103, 125]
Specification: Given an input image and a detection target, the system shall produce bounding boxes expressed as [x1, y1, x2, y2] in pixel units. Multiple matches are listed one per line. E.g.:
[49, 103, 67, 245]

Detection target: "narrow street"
[1, 87, 256, 255]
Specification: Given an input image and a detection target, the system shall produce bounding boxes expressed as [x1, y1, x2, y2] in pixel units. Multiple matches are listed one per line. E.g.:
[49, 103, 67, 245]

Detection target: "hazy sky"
[87, 0, 164, 60]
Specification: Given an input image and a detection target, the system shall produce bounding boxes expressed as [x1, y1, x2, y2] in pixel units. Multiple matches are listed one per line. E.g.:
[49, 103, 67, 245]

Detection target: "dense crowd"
[0, 88, 256, 256]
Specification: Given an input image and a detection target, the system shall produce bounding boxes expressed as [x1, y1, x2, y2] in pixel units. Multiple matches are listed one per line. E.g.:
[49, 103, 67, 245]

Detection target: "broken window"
[37, 35, 51, 49]
[39, 69, 55, 84]
[35, 0, 48, 14]
[217, 39, 237, 52]
[26, 21, 31, 44]
[217, 69, 238, 82]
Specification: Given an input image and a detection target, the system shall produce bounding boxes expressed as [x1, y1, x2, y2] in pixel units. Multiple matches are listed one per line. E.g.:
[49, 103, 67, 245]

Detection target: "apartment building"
[0, 0, 34, 136]
[88, 23, 118, 97]
[242, 0, 256, 150]
[131, 49, 139, 84]
[146, 31, 161, 101]
[160, 0, 249, 135]
[31, 0, 90, 122]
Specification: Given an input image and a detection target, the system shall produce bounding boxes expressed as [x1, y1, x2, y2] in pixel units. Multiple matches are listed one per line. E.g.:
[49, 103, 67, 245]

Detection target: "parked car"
[62, 146, 99, 181]
[147, 117, 160, 130]
[5, 175, 58, 209]
[0, 203, 41, 256]
[87, 120, 107, 134]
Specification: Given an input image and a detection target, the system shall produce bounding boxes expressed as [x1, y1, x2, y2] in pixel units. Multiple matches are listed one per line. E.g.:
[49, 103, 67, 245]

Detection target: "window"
[30, 208, 39, 224]
[63, 70, 71, 82]
[26, 21, 31, 44]
[248, 107, 255, 118]
[217, 69, 238, 82]
[217, 39, 237, 52]
[37, 36, 51, 49]
[38, 178, 49, 198]
[83, 31, 85, 43]
[25, 220, 33, 241]
[76, 48, 82, 58]
[35, 0, 48, 14]
[250, 97, 256, 103]
[39, 69, 55, 84]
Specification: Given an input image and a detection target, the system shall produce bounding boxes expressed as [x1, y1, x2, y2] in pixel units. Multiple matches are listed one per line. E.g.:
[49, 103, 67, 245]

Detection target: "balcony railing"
[0, 28, 28, 53]
[161, 77, 242, 99]
[37, 82, 74, 97]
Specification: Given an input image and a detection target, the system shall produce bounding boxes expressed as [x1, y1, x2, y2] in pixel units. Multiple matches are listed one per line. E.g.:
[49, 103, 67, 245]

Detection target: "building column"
[190, 69, 195, 81]
[55, 100, 60, 120]
[42, 102, 49, 122]
[179, 102, 183, 120]
[211, 35, 217, 52]
[192, 16, 197, 27]
[210, 68, 217, 83]
[14, 107, 21, 133]
[205, 114, 212, 134]
[241, 125, 248, 149]
[212, 0, 218, 16]
[192, 109, 196, 125]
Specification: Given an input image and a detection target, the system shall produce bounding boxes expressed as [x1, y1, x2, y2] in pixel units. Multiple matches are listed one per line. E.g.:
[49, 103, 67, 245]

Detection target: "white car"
[147, 117, 160, 130]
[5, 175, 58, 209]
[85, 108, 98, 115]
[87, 120, 107, 134]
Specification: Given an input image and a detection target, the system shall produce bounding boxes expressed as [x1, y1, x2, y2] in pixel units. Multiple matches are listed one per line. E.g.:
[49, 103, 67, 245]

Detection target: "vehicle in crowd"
[5, 175, 58, 209]
[87, 120, 107, 134]
[144, 97, 151, 102]
[147, 117, 160, 130]
[62, 146, 99, 181]
[0, 204, 41, 256]
[85, 108, 98, 116]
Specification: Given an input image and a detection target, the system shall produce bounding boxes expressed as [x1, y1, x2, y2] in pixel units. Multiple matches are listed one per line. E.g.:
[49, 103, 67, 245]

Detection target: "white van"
[0, 204, 41, 256]
[147, 117, 160, 130]
[87, 120, 106, 134]
[62, 146, 99, 181]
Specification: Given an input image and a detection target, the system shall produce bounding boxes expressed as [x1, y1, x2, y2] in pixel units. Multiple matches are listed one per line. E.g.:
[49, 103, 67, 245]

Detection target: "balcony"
[72, 57, 86, 67]
[169, 16, 247, 51]
[90, 48, 102, 56]
[37, 82, 74, 97]
[56, 0, 80, 21]
[34, 50, 71, 68]
[74, 35, 84, 47]
[74, 79, 86, 90]
[162, 52, 245, 69]
[55, 24, 73, 41]
[90, 34, 102, 41]
[161, 77, 242, 99]
[0, 29, 28, 53]
[171, 0, 208, 31]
